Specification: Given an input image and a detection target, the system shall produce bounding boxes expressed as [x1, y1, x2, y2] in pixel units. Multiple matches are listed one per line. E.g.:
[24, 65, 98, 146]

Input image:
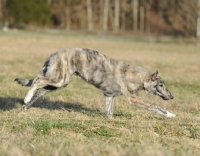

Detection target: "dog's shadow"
[0, 97, 102, 117]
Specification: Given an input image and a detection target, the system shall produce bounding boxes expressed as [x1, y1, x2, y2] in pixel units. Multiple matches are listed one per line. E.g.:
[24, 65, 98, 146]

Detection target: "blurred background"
[0, 1, 200, 155]
[0, 0, 200, 37]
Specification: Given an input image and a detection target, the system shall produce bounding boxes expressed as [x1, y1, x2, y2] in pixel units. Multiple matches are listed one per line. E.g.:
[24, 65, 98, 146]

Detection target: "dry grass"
[0, 30, 200, 156]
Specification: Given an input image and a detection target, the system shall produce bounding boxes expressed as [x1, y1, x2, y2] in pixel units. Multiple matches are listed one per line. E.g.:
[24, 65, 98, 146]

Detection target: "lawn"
[0, 30, 199, 156]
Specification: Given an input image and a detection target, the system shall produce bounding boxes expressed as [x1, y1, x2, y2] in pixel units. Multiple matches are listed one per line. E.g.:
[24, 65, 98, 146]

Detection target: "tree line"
[0, 0, 199, 37]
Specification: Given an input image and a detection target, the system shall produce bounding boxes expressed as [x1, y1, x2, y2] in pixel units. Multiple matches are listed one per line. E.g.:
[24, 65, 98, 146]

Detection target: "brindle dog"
[15, 48, 176, 118]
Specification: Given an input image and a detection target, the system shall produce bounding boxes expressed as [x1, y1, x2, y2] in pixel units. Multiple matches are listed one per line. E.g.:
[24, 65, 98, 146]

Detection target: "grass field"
[0, 30, 199, 156]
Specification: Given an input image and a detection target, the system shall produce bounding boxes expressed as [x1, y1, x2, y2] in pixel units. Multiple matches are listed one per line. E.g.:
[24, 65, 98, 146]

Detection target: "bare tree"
[60, 0, 71, 30]
[132, 0, 138, 31]
[114, 0, 120, 32]
[0, 0, 2, 21]
[86, 0, 93, 31]
[121, 1, 126, 31]
[144, 0, 152, 33]
[1, 0, 8, 28]
[47, 0, 52, 5]
[65, 0, 71, 30]
[100, 0, 104, 29]
[140, 5, 144, 32]
[197, 0, 200, 37]
[103, 0, 109, 31]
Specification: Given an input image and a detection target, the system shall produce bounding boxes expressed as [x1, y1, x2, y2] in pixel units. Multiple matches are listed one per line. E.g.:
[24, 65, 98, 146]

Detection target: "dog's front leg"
[104, 96, 114, 118]
[148, 103, 176, 118]
[127, 96, 176, 118]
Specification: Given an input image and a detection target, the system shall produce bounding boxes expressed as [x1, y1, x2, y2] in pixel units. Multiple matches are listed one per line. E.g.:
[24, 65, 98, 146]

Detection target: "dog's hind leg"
[22, 85, 65, 110]
[24, 74, 70, 104]
[23, 77, 45, 104]
[23, 70, 72, 109]
[104, 96, 114, 118]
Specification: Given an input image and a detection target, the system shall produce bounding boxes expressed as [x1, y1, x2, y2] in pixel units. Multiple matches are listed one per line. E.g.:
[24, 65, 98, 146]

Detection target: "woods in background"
[0, 0, 199, 36]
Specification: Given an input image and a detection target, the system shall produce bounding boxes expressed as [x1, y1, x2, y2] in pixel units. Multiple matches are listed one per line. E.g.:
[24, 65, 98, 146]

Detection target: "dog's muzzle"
[156, 91, 174, 100]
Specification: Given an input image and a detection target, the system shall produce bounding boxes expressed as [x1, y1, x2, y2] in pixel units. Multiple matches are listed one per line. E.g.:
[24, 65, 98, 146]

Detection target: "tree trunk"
[100, 0, 104, 29]
[114, 0, 120, 32]
[65, 0, 71, 30]
[47, 0, 52, 5]
[197, 0, 200, 37]
[2, 0, 8, 28]
[0, 0, 2, 20]
[86, 0, 93, 31]
[132, 0, 138, 31]
[145, 5, 151, 33]
[140, 6, 144, 32]
[103, 0, 109, 31]
[121, 1, 126, 31]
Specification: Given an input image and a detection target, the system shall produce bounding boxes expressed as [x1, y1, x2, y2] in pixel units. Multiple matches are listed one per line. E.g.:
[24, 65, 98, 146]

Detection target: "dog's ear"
[151, 70, 158, 81]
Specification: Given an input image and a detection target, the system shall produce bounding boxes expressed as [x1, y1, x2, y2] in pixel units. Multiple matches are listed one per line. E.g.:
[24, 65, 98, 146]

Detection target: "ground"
[0, 30, 199, 156]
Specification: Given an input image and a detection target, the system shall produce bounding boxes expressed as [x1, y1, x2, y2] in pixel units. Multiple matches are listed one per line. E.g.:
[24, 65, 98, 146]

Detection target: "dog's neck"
[123, 65, 150, 92]
[136, 71, 150, 91]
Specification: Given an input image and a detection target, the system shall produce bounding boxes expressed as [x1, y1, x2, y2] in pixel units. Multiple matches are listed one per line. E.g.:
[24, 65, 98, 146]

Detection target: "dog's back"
[40, 48, 123, 96]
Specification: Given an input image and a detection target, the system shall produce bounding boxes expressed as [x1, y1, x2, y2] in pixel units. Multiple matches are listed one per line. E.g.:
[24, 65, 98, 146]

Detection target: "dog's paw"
[21, 105, 27, 111]
[14, 78, 27, 86]
[105, 114, 113, 119]
[24, 95, 32, 104]
[166, 111, 176, 118]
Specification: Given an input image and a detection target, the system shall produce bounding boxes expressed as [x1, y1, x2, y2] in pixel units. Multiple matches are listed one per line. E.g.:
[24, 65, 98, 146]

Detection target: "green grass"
[0, 30, 200, 156]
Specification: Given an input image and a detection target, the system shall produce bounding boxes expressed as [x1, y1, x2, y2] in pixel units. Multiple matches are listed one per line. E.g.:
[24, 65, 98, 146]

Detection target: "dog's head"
[144, 71, 174, 100]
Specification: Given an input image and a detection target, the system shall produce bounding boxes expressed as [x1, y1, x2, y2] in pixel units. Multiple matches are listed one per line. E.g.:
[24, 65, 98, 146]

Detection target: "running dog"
[15, 48, 176, 118]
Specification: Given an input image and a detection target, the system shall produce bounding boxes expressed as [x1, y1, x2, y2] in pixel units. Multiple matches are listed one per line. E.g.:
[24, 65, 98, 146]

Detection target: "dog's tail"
[14, 78, 33, 87]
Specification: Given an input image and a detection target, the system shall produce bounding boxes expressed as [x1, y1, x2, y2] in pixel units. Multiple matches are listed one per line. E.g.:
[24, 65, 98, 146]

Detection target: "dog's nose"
[170, 95, 174, 99]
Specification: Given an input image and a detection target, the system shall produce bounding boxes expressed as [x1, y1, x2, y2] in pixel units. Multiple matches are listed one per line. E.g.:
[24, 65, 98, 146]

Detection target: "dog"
[15, 48, 176, 118]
